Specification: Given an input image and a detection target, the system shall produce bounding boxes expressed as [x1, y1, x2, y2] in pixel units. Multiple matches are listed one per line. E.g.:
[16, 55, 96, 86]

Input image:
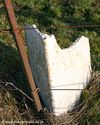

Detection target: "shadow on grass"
[0, 40, 51, 124]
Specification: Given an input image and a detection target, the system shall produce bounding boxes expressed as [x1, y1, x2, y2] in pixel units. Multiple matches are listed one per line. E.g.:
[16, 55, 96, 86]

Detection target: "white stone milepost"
[25, 25, 92, 116]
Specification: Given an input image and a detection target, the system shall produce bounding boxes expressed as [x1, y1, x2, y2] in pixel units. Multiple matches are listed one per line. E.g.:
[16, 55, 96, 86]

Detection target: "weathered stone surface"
[25, 25, 92, 115]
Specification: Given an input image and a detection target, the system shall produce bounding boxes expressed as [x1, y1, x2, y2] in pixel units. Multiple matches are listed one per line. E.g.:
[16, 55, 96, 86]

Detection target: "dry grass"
[68, 71, 100, 125]
[0, 71, 100, 125]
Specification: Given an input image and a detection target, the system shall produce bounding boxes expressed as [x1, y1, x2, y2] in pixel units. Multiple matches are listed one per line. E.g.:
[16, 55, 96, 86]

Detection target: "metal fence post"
[3, 0, 43, 112]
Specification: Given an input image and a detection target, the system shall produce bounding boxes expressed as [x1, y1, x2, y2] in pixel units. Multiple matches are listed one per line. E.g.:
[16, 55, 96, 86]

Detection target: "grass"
[0, 1, 100, 124]
[0, 71, 99, 125]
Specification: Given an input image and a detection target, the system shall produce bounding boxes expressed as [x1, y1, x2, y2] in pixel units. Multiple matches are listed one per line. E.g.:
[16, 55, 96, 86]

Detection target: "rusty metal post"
[3, 0, 42, 112]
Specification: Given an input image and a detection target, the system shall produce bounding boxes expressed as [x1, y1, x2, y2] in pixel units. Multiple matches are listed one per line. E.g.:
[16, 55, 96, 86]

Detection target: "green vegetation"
[0, 0, 100, 124]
